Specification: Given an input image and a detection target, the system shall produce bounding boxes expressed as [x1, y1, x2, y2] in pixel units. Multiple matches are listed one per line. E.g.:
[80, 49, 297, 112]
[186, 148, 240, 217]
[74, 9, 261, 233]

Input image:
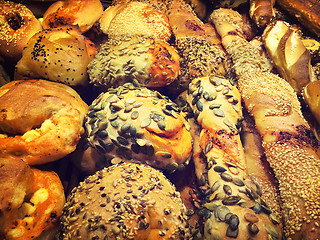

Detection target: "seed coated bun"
[88, 34, 180, 89]
[81, 83, 192, 173]
[100, 1, 172, 41]
[0, 0, 43, 62]
[59, 162, 190, 240]
[0, 79, 88, 165]
[41, 0, 103, 33]
[14, 25, 97, 86]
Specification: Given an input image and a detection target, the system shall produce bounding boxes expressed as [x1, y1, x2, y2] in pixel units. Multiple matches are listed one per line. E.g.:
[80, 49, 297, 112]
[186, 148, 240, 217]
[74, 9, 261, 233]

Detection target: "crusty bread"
[80, 82, 192, 173]
[0, 158, 65, 240]
[263, 20, 315, 95]
[276, 0, 320, 38]
[100, 1, 172, 41]
[59, 162, 190, 239]
[41, 0, 103, 33]
[186, 75, 282, 239]
[211, 7, 320, 239]
[87, 34, 180, 89]
[14, 25, 97, 86]
[0, 80, 88, 165]
[0, 1, 42, 62]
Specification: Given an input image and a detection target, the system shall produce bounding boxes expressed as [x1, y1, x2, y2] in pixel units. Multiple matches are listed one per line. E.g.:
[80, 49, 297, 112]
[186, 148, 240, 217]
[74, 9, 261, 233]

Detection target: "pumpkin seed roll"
[80, 83, 192, 173]
[186, 75, 282, 239]
[87, 34, 180, 89]
[59, 162, 190, 239]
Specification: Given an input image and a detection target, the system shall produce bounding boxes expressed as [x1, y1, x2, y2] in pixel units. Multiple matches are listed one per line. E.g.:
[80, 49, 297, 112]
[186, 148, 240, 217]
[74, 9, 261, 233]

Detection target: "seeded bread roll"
[87, 34, 180, 89]
[14, 25, 97, 86]
[0, 158, 65, 240]
[0, 1, 42, 62]
[41, 0, 103, 33]
[59, 162, 190, 239]
[185, 75, 282, 239]
[81, 83, 192, 173]
[100, 1, 172, 41]
[0, 80, 88, 165]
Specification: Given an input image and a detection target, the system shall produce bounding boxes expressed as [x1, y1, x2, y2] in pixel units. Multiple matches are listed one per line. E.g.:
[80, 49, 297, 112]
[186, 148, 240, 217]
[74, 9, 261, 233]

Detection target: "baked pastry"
[80, 82, 192, 173]
[0, 158, 65, 240]
[100, 1, 172, 41]
[41, 0, 103, 33]
[163, 0, 228, 97]
[211, 7, 320, 239]
[0, 80, 88, 165]
[87, 34, 180, 89]
[276, 0, 320, 38]
[185, 75, 282, 239]
[303, 81, 320, 126]
[14, 25, 97, 86]
[58, 162, 190, 239]
[249, 0, 275, 29]
[0, 0, 42, 62]
[262, 20, 315, 95]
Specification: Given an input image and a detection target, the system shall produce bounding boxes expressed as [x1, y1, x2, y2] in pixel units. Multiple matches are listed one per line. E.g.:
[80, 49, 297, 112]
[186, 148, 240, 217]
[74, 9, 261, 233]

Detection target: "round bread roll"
[59, 162, 190, 239]
[100, 1, 172, 41]
[0, 79, 88, 165]
[0, 158, 65, 240]
[0, 0, 42, 62]
[88, 34, 180, 89]
[41, 0, 103, 33]
[81, 82, 192, 173]
[14, 25, 97, 86]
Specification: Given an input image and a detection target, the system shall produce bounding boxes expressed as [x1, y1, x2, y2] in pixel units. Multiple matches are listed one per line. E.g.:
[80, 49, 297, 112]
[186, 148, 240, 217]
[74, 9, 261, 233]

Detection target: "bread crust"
[0, 1, 42, 62]
[0, 80, 88, 165]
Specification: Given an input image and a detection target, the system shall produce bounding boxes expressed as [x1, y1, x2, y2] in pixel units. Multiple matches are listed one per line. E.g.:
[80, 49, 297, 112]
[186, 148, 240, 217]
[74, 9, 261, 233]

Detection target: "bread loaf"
[211, 8, 320, 239]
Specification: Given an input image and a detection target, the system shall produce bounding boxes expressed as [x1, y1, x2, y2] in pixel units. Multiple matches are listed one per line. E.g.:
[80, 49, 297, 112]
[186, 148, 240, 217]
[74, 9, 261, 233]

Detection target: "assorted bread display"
[1, 0, 320, 239]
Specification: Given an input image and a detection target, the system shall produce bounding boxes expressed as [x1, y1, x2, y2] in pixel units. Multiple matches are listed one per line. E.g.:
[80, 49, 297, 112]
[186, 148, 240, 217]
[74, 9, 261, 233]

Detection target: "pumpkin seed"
[213, 108, 225, 117]
[214, 166, 227, 173]
[223, 185, 232, 195]
[157, 120, 166, 130]
[140, 118, 151, 128]
[222, 196, 241, 205]
[248, 223, 259, 235]
[220, 172, 232, 182]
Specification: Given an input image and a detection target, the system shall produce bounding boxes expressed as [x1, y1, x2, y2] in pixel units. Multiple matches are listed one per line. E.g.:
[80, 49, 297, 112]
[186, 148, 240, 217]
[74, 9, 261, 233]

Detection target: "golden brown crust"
[59, 162, 190, 239]
[0, 158, 65, 240]
[249, 0, 275, 29]
[0, 80, 88, 165]
[262, 20, 315, 95]
[14, 25, 96, 86]
[101, 1, 172, 41]
[186, 75, 282, 239]
[81, 83, 192, 172]
[88, 34, 180, 89]
[41, 0, 103, 33]
[303, 81, 320, 126]
[276, 0, 320, 38]
[0, 0, 42, 62]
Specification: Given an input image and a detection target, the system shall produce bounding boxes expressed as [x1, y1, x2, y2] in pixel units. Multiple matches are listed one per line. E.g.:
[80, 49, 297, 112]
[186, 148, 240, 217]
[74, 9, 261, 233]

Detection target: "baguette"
[211, 8, 320, 239]
[163, 0, 228, 97]
[276, 0, 320, 38]
[186, 75, 282, 239]
[262, 20, 316, 95]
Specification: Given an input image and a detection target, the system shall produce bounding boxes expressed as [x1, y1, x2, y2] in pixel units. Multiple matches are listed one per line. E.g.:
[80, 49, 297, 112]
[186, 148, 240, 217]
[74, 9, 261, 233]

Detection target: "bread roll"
[100, 1, 172, 41]
[41, 0, 103, 33]
[0, 0, 42, 62]
[0, 80, 88, 165]
[0, 158, 65, 240]
[59, 162, 190, 239]
[80, 82, 192, 173]
[249, 0, 275, 29]
[14, 25, 97, 86]
[211, 7, 320, 239]
[87, 34, 180, 89]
